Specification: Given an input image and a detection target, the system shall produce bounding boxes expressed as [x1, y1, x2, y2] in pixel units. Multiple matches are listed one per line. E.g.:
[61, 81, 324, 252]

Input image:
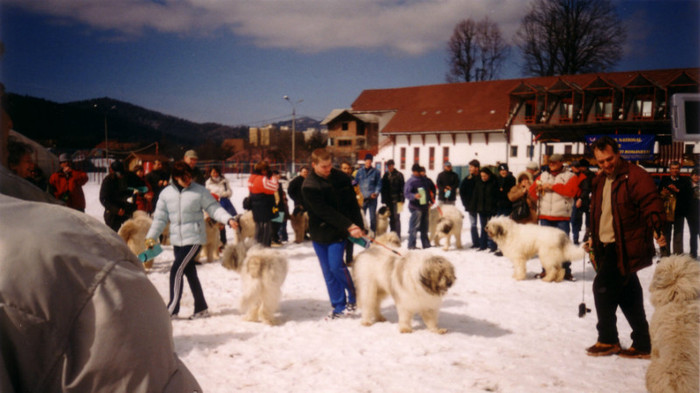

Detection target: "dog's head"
[377, 205, 391, 218]
[649, 255, 700, 307]
[375, 231, 401, 248]
[221, 239, 255, 271]
[484, 216, 513, 242]
[419, 255, 456, 297]
[436, 217, 454, 235]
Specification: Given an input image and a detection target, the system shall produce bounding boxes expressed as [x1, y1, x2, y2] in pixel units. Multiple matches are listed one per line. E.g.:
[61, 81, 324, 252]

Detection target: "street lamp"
[283, 95, 303, 175]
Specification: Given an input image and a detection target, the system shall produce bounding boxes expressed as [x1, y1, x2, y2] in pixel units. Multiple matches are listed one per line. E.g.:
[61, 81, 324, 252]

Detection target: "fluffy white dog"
[232, 211, 256, 243]
[222, 241, 288, 325]
[118, 210, 153, 269]
[375, 205, 391, 236]
[289, 209, 308, 243]
[485, 216, 584, 282]
[428, 205, 464, 250]
[646, 255, 699, 393]
[354, 232, 456, 334]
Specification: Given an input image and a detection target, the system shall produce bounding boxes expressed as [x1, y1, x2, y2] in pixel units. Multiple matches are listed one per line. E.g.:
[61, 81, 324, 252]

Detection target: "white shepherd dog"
[428, 205, 464, 251]
[485, 216, 583, 282]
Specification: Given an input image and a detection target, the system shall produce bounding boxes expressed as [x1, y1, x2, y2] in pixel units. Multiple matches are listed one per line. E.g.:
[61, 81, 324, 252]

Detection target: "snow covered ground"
[83, 175, 667, 393]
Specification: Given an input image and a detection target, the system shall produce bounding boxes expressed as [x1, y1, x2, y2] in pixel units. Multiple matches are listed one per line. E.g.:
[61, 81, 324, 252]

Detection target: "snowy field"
[82, 174, 670, 393]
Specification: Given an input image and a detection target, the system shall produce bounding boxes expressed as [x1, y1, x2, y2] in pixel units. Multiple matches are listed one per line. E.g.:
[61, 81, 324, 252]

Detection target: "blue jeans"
[408, 208, 430, 249]
[362, 197, 378, 232]
[477, 213, 495, 250]
[468, 211, 480, 247]
[540, 219, 570, 236]
[313, 241, 356, 313]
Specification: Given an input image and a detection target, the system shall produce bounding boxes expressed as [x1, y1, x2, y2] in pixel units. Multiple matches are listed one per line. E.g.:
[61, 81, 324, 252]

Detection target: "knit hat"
[444, 161, 452, 167]
[364, 153, 373, 161]
[498, 163, 509, 172]
[59, 153, 70, 163]
[411, 163, 421, 172]
[110, 160, 125, 175]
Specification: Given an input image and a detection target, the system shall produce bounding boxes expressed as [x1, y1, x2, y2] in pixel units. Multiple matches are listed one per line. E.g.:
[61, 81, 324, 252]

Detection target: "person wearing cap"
[528, 153, 580, 280]
[570, 159, 594, 245]
[495, 163, 516, 218]
[436, 161, 460, 206]
[48, 153, 89, 212]
[460, 159, 481, 248]
[99, 160, 137, 232]
[183, 149, 205, 185]
[0, 164, 202, 393]
[404, 163, 433, 249]
[526, 161, 540, 178]
[354, 153, 382, 232]
[380, 159, 405, 237]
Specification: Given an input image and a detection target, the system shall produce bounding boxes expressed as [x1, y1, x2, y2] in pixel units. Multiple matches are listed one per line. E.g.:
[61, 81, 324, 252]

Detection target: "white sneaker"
[324, 308, 353, 321]
[189, 309, 209, 320]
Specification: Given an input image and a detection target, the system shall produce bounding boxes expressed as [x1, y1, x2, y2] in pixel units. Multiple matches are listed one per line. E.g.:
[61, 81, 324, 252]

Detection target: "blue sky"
[1, 0, 698, 127]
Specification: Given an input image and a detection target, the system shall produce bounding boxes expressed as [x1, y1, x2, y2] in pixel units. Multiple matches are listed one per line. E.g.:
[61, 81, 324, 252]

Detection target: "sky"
[1, 0, 699, 127]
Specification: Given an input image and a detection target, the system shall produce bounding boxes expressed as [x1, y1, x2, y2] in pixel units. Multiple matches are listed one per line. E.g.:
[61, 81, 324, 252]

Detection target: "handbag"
[510, 196, 530, 221]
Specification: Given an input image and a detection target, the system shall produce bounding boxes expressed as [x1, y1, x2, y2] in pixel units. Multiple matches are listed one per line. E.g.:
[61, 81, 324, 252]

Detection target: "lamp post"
[283, 95, 303, 175]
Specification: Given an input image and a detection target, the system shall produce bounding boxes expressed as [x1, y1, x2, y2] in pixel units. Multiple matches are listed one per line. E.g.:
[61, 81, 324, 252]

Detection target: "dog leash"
[369, 237, 403, 256]
[578, 251, 591, 318]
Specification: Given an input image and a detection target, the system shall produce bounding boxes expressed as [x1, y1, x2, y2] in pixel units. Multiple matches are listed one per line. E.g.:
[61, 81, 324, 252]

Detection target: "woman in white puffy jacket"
[147, 161, 237, 319]
[206, 166, 237, 247]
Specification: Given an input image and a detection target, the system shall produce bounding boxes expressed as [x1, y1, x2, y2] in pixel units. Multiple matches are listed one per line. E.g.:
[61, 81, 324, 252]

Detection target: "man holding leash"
[585, 136, 666, 359]
[302, 148, 366, 320]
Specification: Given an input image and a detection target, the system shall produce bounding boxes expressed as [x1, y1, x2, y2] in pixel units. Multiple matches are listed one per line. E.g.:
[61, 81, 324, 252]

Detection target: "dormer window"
[595, 97, 613, 121]
[524, 100, 536, 124]
[632, 96, 653, 120]
[560, 98, 573, 123]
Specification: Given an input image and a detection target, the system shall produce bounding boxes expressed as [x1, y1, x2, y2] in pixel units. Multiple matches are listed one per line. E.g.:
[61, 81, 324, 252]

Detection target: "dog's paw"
[399, 326, 413, 334]
[361, 320, 373, 327]
[431, 327, 448, 334]
[376, 315, 387, 322]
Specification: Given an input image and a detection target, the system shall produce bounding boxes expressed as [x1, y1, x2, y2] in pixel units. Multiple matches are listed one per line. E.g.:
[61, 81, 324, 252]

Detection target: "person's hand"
[668, 184, 679, 193]
[370, 193, 378, 199]
[145, 238, 157, 249]
[63, 166, 72, 174]
[228, 219, 239, 230]
[348, 224, 363, 238]
[576, 199, 582, 208]
[582, 239, 592, 253]
[117, 208, 125, 216]
[655, 233, 667, 248]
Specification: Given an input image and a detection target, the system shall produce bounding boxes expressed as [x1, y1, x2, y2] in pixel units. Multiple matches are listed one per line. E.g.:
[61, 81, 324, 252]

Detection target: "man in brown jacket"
[585, 136, 666, 359]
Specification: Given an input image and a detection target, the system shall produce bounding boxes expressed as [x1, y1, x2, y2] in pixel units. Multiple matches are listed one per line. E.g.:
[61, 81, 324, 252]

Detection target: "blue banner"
[585, 135, 655, 160]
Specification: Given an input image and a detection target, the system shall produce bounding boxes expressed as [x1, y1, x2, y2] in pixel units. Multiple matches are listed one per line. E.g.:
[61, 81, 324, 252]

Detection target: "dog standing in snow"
[375, 205, 391, 236]
[289, 208, 308, 243]
[646, 255, 699, 393]
[198, 215, 222, 262]
[353, 232, 455, 334]
[118, 210, 154, 269]
[222, 241, 288, 325]
[232, 211, 255, 243]
[428, 205, 464, 250]
[485, 216, 583, 282]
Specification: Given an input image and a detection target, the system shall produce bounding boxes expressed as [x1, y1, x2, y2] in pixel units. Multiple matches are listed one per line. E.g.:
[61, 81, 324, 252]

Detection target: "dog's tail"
[222, 243, 245, 271]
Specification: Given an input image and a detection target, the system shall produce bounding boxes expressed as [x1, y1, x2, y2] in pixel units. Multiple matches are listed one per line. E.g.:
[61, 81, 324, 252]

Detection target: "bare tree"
[446, 17, 509, 83]
[516, 0, 626, 76]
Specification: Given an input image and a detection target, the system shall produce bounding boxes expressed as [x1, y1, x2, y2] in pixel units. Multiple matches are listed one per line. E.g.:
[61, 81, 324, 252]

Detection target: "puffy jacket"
[590, 159, 664, 275]
[302, 168, 365, 244]
[147, 182, 233, 246]
[48, 168, 88, 210]
[355, 166, 382, 198]
[529, 169, 579, 220]
[0, 193, 201, 393]
[247, 174, 278, 222]
[205, 175, 233, 199]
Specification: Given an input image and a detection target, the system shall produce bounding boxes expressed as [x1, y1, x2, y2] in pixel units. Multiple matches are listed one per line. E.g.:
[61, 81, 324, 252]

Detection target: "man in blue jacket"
[355, 153, 382, 232]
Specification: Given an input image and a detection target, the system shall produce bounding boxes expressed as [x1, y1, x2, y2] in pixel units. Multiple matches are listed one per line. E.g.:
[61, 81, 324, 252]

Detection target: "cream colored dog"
[485, 216, 584, 282]
[375, 205, 391, 236]
[233, 211, 256, 243]
[354, 232, 456, 334]
[289, 209, 308, 243]
[646, 255, 699, 393]
[198, 216, 222, 263]
[428, 205, 464, 250]
[118, 210, 154, 269]
[222, 241, 288, 325]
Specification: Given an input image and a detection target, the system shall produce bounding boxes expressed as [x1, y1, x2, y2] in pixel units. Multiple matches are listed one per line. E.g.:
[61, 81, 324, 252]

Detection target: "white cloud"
[7, 0, 527, 55]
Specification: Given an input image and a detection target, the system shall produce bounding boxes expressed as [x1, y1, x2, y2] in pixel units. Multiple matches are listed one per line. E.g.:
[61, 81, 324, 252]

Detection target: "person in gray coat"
[147, 160, 237, 319]
[0, 172, 201, 393]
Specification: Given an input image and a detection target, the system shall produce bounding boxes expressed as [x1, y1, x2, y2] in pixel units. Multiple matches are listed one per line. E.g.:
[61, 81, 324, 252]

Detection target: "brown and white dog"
[118, 210, 154, 269]
[198, 215, 222, 263]
[289, 208, 309, 243]
[646, 255, 699, 393]
[428, 205, 464, 250]
[353, 232, 456, 334]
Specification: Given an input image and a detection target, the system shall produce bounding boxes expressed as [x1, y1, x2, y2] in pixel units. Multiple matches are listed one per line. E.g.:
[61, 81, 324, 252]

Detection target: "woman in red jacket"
[247, 160, 279, 247]
[49, 154, 88, 211]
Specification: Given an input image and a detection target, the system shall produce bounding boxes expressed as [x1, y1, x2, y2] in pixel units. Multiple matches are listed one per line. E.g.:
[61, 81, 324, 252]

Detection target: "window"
[527, 145, 534, 159]
[429, 147, 435, 170]
[510, 145, 518, 158]
[545, 145, 554, 156]
[357, 123, 365, 136]
[564, 145, 572, 155]
[560, 98, 573, 123]
[341, 122, 349, 131]
[595, 98, 613, 120]
[685, 144, 695, 155]
[632, 96, 653, 120]
[400, 147, 406, 170]
[338, 139, 352, 147]
[443, 146, 449, 163]
[524, 100, 536, 124]
[414, 147, 420, 165]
